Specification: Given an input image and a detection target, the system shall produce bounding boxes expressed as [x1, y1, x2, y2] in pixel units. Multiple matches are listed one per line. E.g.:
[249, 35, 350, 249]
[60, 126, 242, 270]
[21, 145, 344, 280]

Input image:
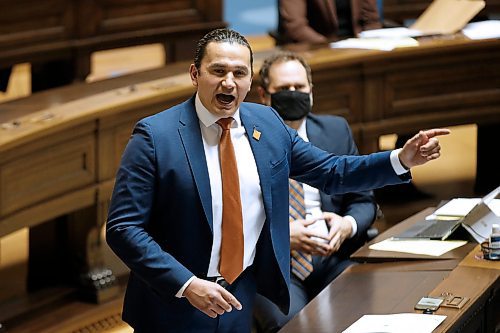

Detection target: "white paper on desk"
[369, 238, 467, 256]
[462, 20, 500, 40]
[358, 27, 424, 39]
[487, 199, 500, 216]
[330, 37, 418, 51]
[430, 198, 482, 219]
[342, 313, 446, 333]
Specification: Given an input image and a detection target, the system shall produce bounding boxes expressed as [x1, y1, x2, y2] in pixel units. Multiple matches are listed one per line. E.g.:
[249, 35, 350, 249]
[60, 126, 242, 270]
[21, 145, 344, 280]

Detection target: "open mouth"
[216, 93, 235, 105]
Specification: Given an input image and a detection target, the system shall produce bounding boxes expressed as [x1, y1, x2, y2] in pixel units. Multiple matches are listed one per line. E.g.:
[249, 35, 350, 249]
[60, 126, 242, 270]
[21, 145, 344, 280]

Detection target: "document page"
[330, 37, 418, 51]
[487, 199, 500, 216]
[429, 198, 481, 219]
[369, 238, 467, 256]
[343, 313, 446, 333]
[462, 20, 500, 39]
[358, 27, 424, 39]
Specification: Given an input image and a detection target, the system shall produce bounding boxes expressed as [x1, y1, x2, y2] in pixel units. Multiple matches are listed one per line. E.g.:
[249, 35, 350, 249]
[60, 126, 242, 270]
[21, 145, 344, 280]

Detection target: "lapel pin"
[252, 128, 261, 141]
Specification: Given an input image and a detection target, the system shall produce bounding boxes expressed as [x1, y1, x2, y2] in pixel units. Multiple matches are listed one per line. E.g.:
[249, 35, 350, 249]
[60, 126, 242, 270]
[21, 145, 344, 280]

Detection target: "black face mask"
[270, 90, 311, 121]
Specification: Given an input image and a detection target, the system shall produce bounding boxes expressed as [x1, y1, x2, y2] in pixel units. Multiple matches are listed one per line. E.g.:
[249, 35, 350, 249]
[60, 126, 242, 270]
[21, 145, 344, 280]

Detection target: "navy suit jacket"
[106, 96, 407, 331]
[307, 114, 377, 253]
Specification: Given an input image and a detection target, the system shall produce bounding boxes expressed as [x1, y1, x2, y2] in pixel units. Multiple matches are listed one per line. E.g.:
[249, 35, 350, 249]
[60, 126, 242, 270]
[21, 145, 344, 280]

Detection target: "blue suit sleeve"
[106, 121, 193, 299]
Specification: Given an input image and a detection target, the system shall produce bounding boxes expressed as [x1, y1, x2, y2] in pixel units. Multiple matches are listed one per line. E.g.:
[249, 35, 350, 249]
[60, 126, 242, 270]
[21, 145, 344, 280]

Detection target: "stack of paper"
[343, 313, 447, 333]
[369, 239, 467, 256]
[330, 37, 418, 51]
[359, 27, 424, 39]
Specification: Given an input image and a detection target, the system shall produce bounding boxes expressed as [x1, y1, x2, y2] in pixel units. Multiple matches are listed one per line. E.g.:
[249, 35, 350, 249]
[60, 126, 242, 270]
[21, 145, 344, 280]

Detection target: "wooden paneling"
[0, 0, 225, 74]
[94, 0, 207, 33]
[0, 134, 95, 216]
[311, 65, 364, 124]
[381, 47, 500, 120]
[0, 0, 74, 47]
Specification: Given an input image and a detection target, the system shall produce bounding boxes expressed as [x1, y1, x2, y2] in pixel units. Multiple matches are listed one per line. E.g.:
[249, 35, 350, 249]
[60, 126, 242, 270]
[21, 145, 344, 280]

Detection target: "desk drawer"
[1, 134, 96, 216]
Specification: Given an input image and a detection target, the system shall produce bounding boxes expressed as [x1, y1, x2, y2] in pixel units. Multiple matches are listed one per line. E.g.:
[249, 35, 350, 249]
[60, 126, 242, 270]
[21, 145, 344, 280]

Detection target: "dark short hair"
[259, 51, 312, 92]
[194, 28, 254, 75]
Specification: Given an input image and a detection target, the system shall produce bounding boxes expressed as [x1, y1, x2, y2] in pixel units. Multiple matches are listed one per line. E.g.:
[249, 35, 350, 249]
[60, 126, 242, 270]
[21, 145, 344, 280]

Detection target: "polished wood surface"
[280, 264, 450, 333]
[279, 210, 500, 333]
[0, 0, 224, 79]
[280, 263, 499, 333]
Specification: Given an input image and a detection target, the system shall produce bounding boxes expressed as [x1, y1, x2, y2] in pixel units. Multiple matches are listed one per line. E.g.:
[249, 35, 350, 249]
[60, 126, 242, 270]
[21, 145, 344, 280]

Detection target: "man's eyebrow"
[207, 63, 249, 71]
[207, 63, 226, 69]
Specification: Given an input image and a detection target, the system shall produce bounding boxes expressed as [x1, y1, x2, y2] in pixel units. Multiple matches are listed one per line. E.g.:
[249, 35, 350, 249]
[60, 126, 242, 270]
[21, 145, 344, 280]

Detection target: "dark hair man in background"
[253, 51, 378, 332]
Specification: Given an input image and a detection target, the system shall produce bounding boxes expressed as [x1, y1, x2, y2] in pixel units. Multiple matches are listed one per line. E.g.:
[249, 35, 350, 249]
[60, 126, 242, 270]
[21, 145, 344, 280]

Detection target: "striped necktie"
[289, 179, 313, 280]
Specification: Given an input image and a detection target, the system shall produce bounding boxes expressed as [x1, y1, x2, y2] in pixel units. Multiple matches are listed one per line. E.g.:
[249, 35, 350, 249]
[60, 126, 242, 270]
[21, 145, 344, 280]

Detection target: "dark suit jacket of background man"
[278, 0, 381, 43]
[106, 96, 407, 332]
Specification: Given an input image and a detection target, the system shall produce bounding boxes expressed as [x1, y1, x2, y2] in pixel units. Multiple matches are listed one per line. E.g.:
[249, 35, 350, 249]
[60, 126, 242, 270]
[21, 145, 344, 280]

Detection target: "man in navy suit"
[106, 28, 449, 333]
[253, 51, 378, 332]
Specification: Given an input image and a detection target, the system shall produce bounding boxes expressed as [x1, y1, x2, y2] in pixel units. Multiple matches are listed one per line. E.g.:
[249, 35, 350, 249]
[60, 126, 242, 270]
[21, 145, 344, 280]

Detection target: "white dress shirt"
[177, 94, 265, 296]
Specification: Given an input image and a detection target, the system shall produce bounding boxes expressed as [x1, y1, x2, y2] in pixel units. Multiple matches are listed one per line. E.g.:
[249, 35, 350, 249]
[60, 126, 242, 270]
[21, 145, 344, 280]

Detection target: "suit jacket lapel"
[240, 106, 273, 222]
[306, 116, 324, 147]
[305, 116, 330, 208]
[178, 98, 213, 232]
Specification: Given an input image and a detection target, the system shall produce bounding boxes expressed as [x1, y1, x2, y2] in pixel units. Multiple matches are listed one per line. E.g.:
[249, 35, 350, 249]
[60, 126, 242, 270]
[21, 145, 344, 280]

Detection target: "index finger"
[220, 288, 242, 311]
[423, 128, 451, 138]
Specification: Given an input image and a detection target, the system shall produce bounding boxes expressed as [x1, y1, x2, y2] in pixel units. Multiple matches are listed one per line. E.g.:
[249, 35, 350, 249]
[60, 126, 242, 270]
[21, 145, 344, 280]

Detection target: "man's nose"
[222, 73, 235, 88]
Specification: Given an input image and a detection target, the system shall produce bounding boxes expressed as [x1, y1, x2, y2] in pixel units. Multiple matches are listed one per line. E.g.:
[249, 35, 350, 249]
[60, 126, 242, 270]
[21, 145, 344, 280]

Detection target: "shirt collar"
[296, 118, 309, 142]
[195, 93, 242, 128]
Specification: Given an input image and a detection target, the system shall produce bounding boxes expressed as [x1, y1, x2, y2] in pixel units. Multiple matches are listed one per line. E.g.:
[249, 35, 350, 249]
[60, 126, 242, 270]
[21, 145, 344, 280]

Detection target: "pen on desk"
[389, 237, 432, 241]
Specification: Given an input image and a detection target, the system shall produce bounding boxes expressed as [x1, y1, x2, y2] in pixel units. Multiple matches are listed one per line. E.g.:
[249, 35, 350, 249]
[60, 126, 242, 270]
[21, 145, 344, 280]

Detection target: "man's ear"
[257, 86, 269, 105]
[189, 64, 198, 87]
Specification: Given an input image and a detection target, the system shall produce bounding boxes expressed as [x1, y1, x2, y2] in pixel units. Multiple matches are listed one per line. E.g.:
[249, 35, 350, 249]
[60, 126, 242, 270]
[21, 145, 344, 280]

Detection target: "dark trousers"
[130, 267, 257, 333]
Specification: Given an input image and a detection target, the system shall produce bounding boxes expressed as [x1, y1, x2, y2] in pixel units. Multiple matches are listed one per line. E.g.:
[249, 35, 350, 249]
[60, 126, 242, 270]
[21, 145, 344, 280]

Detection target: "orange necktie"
[217, 118, 244, 284]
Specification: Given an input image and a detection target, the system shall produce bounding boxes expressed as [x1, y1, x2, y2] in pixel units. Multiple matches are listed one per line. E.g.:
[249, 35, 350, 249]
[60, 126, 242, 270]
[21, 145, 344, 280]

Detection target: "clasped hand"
[290, 212, 352, 256]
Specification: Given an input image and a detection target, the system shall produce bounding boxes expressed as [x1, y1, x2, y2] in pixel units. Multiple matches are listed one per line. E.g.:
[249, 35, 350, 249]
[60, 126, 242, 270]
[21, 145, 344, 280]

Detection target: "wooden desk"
[280, 263, 450, 333]
[279, 212, 500, 333]
[279, 262, 499, 333]
[0, 0, 224, 79]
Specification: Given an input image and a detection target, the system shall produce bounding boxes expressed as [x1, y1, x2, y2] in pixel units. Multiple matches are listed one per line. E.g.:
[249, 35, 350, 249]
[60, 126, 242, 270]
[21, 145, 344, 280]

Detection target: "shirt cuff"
[390, 149, 408, 175]
[344, 215, 357, 238]
[176, 276, 196, 298]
